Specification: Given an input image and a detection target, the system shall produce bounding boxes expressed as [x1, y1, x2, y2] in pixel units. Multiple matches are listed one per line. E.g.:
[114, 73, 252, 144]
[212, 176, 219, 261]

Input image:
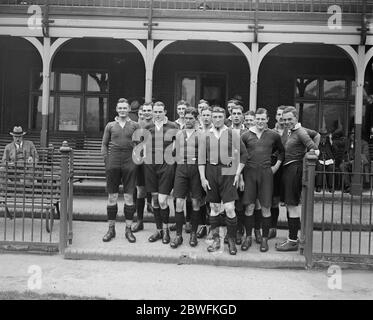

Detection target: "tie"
[287, 130, 292, 137]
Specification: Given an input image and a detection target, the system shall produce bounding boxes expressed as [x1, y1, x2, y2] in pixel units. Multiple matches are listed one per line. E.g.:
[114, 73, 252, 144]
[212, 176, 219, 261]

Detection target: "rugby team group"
[100, 98, 320, 255]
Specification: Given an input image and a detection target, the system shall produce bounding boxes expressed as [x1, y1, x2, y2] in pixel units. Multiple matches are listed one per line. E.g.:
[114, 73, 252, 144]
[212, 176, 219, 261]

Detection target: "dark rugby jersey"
[138, 119, 153, 129]
[144, 120, 179, 163]
[271, 125, 319, 165]
[283, 124, 318, 165]
[198, 126, 248, 166]
[241, 128, 284, 168]
[175, 129, 199, 164]
[101, 119, 140, 157]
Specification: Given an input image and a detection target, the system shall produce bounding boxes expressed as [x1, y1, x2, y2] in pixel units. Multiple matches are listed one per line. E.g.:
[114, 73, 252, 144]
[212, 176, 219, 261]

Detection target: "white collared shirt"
[210, 125, 228, 139]
[230, 124, 245, 131]
[154, 117, 168, 131]
[175, 118, 186, 130]
[249, 126, 267, 139]
[114, 116, 129, 128]
[185, 129, 196, 140]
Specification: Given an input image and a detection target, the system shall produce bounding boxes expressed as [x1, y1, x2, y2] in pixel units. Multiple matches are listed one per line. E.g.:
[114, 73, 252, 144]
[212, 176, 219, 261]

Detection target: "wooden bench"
[0, 134, 106, 185]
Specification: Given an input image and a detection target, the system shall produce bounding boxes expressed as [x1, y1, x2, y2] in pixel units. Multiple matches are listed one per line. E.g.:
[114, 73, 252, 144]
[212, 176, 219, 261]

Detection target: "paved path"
[0, 254, 372, 300]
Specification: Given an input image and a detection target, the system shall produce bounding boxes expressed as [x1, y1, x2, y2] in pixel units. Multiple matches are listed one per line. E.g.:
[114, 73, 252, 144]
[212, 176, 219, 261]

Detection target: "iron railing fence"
[302, 153, 373, 268]
[0, 0, 369, 13]
[0, 142, 73, 254]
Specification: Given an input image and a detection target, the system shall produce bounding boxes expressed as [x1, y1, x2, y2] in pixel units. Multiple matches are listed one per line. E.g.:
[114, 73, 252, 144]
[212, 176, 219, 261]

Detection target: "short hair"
[277, 105, 286, 112]
[231, 105, 243, 113]
[244, 110, 255, 117]
[255, 108, 268, 116]
[227, 99, 238, 105]
[153, 101, 165, 108]
[212, 106, 226, 115]
[201, 105, 213, 113]
[184, 107, 198, 119]
[198, 99, 209, 105]
[117, 98, 128, 104]
[283, 106, 298, 118]
[142, 102, 153, 108]
[177, 100, 189, 107]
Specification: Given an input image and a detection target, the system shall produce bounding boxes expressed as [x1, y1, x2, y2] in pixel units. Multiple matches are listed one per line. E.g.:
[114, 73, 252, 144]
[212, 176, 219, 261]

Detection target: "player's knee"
[152, 194, 159, 208]
[261, 207, 271, 218]
[210, 203, 220, 216]
[245, 203, 255, 216]
[123, 193, 134, 206]
[175, 198, 185, 212]
[224, 203, 235, 218]
[191, 198, 200, 210]
[108, 193, 118, 206]
[158, 194, 168, 209]
[137, 186, 146, 199]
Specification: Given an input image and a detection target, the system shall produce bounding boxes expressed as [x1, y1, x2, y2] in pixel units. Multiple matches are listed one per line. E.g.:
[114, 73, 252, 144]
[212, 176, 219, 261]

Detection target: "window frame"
[29, 68, 110, 133]
[294, 74, 354, 135]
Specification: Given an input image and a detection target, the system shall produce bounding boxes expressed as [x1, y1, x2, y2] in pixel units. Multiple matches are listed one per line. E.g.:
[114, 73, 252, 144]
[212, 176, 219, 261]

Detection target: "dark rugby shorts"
[173, 163, 203, 200]
[242, 166, 273, 208]
[272, 166, 283, 198]
[281, 161, 303, 206]
[205, 163, 238, 204]
[144, 163, 175, 195]
[136, 164, 145, 187]
[106, 152, 137, 194]
[235, 189, 245, 212]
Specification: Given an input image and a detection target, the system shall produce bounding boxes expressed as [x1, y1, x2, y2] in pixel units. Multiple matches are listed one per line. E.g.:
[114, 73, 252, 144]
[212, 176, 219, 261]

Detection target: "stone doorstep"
[63, 221, 306, 269]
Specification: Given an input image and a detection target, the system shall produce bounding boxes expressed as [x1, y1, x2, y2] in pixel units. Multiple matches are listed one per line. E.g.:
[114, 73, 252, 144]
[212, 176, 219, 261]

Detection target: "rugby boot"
[148, 230, 163, 242]
[224, 233, 228, 244]
[131, 220, 144, 233]
[189, 232, 198, 247]
[146, 202, 153, 213]
[196, 225, 207, 239]
[162, 228, 170, 244]
[125, 226, 136, 243]
[275, 239, 299, 252]
[185, 221, 192, 234]
[102, 226, 116, 242]
[260, 237, 269, 252]
[241, 236, 252, 251]
[170, 235, 183, 248]
[235, 229, 243, 245]
[227, 238, 237, 255]
[207, 234, 221, 253]
[268, 228, 277, 239]
[254, 229, 262, 244]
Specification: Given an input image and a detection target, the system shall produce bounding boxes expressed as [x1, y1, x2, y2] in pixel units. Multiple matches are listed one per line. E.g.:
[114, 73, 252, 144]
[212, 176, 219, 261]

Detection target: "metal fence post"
[59, 141, 72, 254]
[300, 157, 308, 255]
[304, 151, 318, 268]
[68, 149, 74, 245]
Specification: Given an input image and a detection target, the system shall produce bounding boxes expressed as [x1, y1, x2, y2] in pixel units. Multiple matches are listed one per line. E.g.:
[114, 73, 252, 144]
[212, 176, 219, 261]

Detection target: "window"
[30, 70, 109, 133]
[176, 72, 227, 113]
[295, 76, 354, 134]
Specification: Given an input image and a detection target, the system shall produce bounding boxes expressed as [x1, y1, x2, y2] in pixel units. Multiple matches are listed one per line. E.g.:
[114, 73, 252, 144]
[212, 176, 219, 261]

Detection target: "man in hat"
[315, 128, 335, 192]
[2, 126, 38, 165]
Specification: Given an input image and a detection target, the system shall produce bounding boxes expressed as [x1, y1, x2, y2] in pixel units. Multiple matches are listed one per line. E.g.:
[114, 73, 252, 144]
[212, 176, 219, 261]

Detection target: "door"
[176, 72, 227, 110]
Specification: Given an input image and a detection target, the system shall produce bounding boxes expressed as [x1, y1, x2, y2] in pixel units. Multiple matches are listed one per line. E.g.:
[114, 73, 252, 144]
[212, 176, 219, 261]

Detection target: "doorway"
[176, 72, 227, 111]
